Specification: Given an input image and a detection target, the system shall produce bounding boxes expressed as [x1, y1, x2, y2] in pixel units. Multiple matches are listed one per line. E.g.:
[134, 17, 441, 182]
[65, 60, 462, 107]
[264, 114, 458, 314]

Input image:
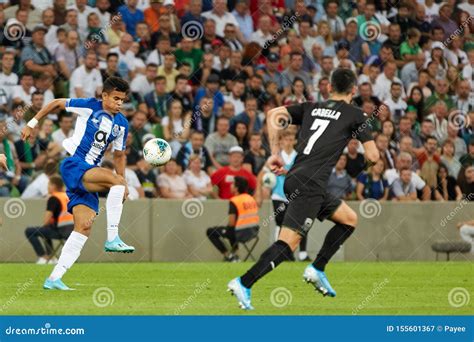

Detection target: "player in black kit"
[227, 69, 380, 310]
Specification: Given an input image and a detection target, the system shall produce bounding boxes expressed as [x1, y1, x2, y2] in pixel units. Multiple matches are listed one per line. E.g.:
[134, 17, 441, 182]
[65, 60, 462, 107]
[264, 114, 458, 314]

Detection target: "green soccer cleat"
[43, 278, 74, 290]
[104, 236, 135, 253]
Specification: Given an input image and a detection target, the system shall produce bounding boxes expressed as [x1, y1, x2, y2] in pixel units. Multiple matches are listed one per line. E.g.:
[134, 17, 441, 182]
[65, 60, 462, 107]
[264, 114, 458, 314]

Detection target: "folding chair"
[236, 226, 260, 261]
[41, 237, 66, 260]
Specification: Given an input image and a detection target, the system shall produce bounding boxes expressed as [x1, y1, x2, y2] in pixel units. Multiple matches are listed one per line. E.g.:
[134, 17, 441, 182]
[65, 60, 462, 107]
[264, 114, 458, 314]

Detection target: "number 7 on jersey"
[303, 118, 330, 155]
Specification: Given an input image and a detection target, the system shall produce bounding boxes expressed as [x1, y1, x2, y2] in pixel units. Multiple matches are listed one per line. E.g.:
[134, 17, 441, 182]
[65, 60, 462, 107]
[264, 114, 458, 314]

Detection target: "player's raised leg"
[44, 205, 96, 290]
[82, 167, 135, 253]
[304, 201, 357, 297]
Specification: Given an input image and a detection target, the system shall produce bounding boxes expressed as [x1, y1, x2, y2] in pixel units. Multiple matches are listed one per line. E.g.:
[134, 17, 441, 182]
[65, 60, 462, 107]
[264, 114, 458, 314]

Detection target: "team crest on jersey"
[112, 124, 120, 137]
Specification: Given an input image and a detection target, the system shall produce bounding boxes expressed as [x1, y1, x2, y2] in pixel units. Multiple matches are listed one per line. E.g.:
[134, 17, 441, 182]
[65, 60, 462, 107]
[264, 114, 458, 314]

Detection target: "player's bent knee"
[346, 210, 358, 227]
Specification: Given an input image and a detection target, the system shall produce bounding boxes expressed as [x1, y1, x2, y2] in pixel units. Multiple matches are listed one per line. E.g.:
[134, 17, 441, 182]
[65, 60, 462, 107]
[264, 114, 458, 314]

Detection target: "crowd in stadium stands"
[0, 0, 473, 202]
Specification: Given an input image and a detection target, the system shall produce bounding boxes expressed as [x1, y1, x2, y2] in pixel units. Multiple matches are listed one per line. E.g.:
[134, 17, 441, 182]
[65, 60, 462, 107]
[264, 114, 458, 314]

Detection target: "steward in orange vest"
[25, 175, 74, 264]
[207, 176, 260, 262]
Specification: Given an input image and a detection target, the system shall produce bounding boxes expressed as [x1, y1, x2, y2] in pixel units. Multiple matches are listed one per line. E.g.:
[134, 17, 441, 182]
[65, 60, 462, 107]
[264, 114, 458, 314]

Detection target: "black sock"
[313, 224, 355, 271]
[240, 240, 293, 288]
[299, 234, 308, 252]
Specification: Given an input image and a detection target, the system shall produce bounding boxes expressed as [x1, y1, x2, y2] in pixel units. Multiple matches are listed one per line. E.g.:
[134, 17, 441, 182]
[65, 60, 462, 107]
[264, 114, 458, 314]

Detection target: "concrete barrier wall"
[0, 198, 472, 262]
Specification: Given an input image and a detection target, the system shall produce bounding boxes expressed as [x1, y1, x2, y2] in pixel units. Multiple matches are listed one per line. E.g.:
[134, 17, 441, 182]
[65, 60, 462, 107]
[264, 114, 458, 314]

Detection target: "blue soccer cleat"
[104, 236, 135, 253]
[43, 278, 73, 291]
[303, 264, 336, 297]
[227, 278, 254, 310]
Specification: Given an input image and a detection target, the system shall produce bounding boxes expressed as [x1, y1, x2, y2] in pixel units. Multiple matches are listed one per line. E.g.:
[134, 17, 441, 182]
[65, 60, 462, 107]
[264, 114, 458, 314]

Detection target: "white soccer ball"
[262, 172, 277, 189]
[143, 138, 172, 166]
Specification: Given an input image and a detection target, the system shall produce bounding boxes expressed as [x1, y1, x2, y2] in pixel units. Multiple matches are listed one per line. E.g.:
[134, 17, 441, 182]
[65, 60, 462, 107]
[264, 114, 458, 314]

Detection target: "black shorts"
[281, 175, 342, 236]
[272, 200, 287, 227]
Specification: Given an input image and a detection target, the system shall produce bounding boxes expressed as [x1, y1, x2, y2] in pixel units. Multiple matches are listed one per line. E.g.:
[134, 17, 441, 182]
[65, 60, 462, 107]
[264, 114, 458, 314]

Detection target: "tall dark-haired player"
[21, 77, 135, 290]
[228, 69, 380, 310]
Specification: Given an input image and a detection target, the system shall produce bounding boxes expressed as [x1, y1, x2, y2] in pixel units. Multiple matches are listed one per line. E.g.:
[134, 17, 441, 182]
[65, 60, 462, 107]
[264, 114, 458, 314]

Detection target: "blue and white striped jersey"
[64, 98, 129, 166]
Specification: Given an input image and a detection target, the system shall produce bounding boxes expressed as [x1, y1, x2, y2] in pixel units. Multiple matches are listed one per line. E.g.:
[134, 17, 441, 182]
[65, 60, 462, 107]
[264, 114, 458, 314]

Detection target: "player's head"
[48, 175, 64, 194]
[232, 176, 249, 195]
[101, 76, 130, 114]
[329, 68, 357, 97]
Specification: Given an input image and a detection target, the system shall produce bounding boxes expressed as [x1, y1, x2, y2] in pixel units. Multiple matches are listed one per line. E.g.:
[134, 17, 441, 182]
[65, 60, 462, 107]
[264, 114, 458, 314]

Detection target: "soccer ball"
[143, 138, 172, 166]
[262, 172, 277, 189]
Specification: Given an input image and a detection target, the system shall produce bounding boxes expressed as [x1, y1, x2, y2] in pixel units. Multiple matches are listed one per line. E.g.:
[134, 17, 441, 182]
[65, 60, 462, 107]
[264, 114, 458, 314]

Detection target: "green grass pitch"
[0, 262, 472, 315]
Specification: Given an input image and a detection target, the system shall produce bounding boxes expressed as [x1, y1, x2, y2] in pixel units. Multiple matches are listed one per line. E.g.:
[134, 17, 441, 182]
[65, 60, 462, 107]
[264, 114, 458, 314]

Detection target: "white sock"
[299, 251, 308, 260]
[274, 226, 281, 242]
[107, 185, 125, 242]
[49, 232, 88, 281]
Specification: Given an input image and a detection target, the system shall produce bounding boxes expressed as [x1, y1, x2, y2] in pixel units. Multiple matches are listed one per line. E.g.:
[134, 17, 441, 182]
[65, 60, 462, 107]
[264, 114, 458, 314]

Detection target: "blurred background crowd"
[0, 0, 473, 202]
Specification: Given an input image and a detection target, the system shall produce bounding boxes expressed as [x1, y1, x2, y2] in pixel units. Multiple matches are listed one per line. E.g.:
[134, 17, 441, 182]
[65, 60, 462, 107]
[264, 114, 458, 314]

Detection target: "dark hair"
[175, 74, 188, 83]
[234, 176, 249, 194]
[58, 113, 73, 122]
[49, 175, 64, 190]
[103, 76, 129, 94]
[31, 90, 44, 98]
[106, 52, 119, 60]
[330, 68, 356, 94]
[425, 135, 438, 144]
[44, 160, 58, 176]
[154, 75, 167, 83]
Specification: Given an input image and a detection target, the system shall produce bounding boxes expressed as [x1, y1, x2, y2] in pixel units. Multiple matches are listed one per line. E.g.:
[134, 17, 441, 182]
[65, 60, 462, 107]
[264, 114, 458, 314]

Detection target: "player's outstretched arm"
[21, 99, 68, 141]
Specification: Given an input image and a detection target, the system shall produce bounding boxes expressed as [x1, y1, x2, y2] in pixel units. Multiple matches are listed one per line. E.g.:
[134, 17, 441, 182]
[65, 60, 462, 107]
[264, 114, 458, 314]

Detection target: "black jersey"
[286, 100, 373, 188]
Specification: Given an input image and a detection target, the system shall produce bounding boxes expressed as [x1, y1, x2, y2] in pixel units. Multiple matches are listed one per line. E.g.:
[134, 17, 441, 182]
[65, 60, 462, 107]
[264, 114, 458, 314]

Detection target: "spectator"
[69, 51, 103, 98]
[426, 101, 449, 142]
[0, 51, 18, 115]
[24, 175, 74, 264]
[459, 139, 474, 168]
[144, 0, 164, 34]
[233, 122, 249, 150]
[385, 152, 430, 200]
[55, 30, 82, 80]
[118, 0, 144, 38]
[401, 53, 425, 90]
[375, 134, 396, 170]
[151, 14, 180, 48]
[51, 113, 74, 149]
[162, 99, 192, 158]
[398, 136, 420, 171]
[391, 167, 418, 201]
[374, 61, 405, 101]
[176, 130, 212, 173]
[168, 74, 193, 114]
[327, 154, 353, 200]
[281, 52, 312, 94]
[250, 14, 272, 48]
[184, 154, 212, 200]
[243, 132, 266, 175]
[406, 86, 425, 124]
[157, 158, 191, 199]
[231, 0, 253, 42]
[400, 28, 421, 62]
[175, 37, 204, 73]
[321, 0, 345, 41]
[224, 79, 245, 115]
[135, 158, 158, 198]
[12, 72, 36, 106]
[384, 82, 407, 123]
[381, 120, 398, 155]
[424, 78, 454, 113]
[446, 125, 467, 161]
[205, 116, 238, 168]
[21, 159, 58, 199]
[100, 52, 121, 81]
[440, 140, 461, 179]
[144, 76, 168, 123]
[459, 165, 474, 200]
[356, 159, 389, 200]
[434, 164, 462, 201]
[181, 0, 205, 28]
[192, 96, 215, 135]
[202, 0, 239, 37]
[193, 73, 224, 117]
[418, 136, 441, 191]
[210, 146, 256, 199]
[130, 63, 157, 101]
[231, 96, 262, 134]
[109, 33, 136, 80]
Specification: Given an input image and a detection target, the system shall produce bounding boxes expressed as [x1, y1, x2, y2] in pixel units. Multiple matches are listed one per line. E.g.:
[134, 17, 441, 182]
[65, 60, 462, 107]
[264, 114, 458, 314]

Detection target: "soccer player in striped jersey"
[21, 77, 135, 290]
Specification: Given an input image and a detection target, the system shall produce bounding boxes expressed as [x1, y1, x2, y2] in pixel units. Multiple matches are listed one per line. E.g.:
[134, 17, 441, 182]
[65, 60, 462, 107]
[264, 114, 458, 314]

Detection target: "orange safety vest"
[230, 193, 259, 230]
[50, 192, 74, 228]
